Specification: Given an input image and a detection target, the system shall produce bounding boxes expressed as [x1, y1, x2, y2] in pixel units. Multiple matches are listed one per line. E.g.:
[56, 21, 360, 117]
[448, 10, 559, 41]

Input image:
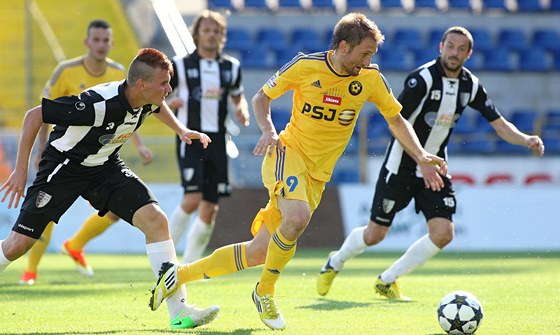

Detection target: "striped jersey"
[263, 50, 402, 182]
[384, 58, 501, 176]
[42, 55, 126, 99]
[42, 80, 159, 167]
[170, 50, 243, 134]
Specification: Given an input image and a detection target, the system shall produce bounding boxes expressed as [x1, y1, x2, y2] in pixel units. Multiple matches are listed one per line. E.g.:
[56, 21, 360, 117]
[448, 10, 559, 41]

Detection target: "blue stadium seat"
[460, 139, 496, 154]
[551, 0, 560, 11]
[510, 109, 538, 132]
[278, 0, 304, 10]
[483, 50, 515, 71]
[311, 0, 336, 10]
[241, 50, 273, 69]
[497, 28, 529, 51]
[393, 28, 425, 52]
[208, 0, 235, 10]
[380, 0, 404, 9]
[291, 28, 325, 53]
[256, 28, 289, 52]
[532, 29, 560, 52]
[469, 28, 494, 52]
[482, 0, 506, 10]
[516, 0, 545, 11]
[244, 0, 269, 10]
[452, 114, 475, 135]
[448, 0, 472, 10]
[542, 136, 560, 154]
[518, 49, 551, 72]
[541, 109, 560, 136]
[555, 50, 560, 70]
[473, 112, 496, 134]
[464, 50, 484, 71]
[343, 134, 359, 154]
[377, 49, 411, 71]
[274, 48, 302, 68]
[414, 0, 438, 10]
[225, 28, 253, 53]
[368, 112, 392, 138]
[427, 28, 447, 50]
[346, 0, 371, 10]
[332, 169, 360, 183]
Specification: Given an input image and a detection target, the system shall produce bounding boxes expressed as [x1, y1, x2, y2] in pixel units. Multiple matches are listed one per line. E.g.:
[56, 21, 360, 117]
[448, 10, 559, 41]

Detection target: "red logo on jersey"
[323, 95, 341, 105]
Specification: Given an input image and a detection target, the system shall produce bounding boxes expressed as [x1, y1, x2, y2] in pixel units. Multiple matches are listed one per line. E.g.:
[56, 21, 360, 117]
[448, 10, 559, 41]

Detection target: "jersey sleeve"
[369, 72, 402, 118]
[229, 63, 244, 97]
[41, 95, 98, 127]
[261, 56, 302, 100]
[468, 82, 501, 122]
[397, 72, 427, 119]
[41, 64, 67, 100]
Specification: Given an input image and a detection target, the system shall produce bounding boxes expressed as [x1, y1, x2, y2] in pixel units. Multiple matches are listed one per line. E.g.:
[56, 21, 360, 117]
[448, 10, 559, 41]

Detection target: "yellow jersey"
[262, 50, 402, 182]
[42, 55, 126, 99]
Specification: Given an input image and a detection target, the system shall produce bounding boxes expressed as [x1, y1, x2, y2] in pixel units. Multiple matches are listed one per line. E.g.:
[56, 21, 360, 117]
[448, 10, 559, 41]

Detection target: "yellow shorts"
[250, 145, 326, 236]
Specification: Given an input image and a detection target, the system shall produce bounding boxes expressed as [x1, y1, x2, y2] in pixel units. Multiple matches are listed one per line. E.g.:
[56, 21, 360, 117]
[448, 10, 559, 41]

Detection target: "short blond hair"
[330, 13, 384, 50]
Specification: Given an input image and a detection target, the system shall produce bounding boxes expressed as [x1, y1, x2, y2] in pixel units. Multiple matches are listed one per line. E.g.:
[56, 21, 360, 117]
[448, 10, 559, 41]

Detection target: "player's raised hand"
[179, 129, 212, 149]
[0, 169, 27, 209]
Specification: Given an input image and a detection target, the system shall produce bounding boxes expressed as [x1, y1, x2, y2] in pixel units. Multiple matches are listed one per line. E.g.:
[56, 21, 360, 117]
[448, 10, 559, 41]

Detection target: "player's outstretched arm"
[386, 113, 448, 176]
[130, 133, 153, 165]
[490, 117, 545, 156]
[1, 105, 43, 208]
[153, 101, 212, 148]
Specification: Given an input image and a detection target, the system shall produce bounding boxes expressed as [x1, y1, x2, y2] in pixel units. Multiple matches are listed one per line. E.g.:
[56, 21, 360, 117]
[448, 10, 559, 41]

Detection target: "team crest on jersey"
[348, 81, 362, 96]
[382, 198, 395, 213]
[75, 101, 86, 110]
[36, 191, 52, 208]
[407, 78, 417, 88]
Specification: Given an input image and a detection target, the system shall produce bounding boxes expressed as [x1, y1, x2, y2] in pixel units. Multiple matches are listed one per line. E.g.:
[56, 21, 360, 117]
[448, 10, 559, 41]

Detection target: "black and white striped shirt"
[42, 80, 159, 167]
[384, 58, 501, 176]
[170, 50, 243, 135]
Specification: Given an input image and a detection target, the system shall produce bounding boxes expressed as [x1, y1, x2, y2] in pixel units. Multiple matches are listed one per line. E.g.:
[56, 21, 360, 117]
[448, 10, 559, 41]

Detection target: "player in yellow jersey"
[148, 13, 447, 330]
[19, 19, 153, 285]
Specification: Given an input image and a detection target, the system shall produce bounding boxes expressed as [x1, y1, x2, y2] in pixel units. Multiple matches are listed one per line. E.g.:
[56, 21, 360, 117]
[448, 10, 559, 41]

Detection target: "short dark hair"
[442, 26, 474, 51]
[87, 19, 111, 37]
[128, 48, 174, 83]
[330, 13, 384, 50]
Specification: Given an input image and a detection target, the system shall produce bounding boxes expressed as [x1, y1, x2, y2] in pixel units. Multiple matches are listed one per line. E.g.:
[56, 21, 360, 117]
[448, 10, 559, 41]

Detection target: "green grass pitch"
[1, 249, 559, 334]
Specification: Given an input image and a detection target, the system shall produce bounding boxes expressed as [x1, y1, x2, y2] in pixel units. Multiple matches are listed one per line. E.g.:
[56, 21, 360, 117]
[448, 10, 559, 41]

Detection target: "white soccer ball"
[437, 290, 484, 335]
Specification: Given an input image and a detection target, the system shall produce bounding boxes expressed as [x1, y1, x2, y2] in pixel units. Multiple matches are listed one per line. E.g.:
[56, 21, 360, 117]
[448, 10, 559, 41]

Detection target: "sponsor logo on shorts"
[36, 191, 52, 208]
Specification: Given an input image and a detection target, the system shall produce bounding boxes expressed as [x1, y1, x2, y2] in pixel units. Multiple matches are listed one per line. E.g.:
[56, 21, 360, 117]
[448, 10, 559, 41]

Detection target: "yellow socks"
[257, 229, 296, 296]
[177, 242, 248, 284]
[67, 213, 116, 250]
[26, 221, 55, 273]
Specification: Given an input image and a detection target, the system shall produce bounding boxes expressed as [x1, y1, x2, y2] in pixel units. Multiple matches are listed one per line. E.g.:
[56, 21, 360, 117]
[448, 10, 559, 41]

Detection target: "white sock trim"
[146, 239, 175, 254]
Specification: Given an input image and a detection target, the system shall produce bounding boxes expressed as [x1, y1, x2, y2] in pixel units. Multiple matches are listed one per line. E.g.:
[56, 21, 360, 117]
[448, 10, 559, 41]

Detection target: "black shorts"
[176, 132, 230, 203]
[370, 167, 456, 226]
[13, 156, 157, 239]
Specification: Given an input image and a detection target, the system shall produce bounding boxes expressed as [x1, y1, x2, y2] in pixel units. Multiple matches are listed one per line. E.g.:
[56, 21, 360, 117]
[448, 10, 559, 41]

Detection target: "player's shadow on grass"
[299, 298, 415, 311]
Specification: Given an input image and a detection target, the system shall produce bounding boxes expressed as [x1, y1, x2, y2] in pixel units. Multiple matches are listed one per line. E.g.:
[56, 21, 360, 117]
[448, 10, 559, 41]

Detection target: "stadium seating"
[516, 0, 545, 11]
[311, 0, 337, 11]
[414, 49, 437, 68]
[271, 108, 292, 131]
[447, 0, 473, 10]
[414, 0, 439, 10]
[291, 28, 326, 52]
[469, 28, 495, 52]
[332, 168, 360, 183]
[208, 0, 235, 10]
[532, 29, 560, 52]
[380, 0, 405, 10]
[482, 0, 507, 11]
[519, 49, 550, 72]
[510, 109, 538, 133]
[274, 47, 302, 67]
[483, 49, 515, 71]
[393, 28, 426, 51]
[226, 28, 253, 53]
[244, 0, 269, 10]
[346, 0, 372, 10]
[241, 50, 273, 69]
[497, 28, 529, 51]
[378, 48, 411, 71]
[256, 28, 289, 52]
[551, 0, 560, 11]
[278, 0, 305, 10]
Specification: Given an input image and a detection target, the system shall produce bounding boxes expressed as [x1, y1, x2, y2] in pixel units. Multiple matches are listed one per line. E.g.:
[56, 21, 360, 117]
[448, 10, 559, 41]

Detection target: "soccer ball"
[437, 290, 484, 335]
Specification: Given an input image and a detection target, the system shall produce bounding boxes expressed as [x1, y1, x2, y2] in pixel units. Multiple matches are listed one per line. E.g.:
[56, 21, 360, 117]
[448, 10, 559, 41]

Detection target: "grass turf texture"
[1, 250, 559, 334]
